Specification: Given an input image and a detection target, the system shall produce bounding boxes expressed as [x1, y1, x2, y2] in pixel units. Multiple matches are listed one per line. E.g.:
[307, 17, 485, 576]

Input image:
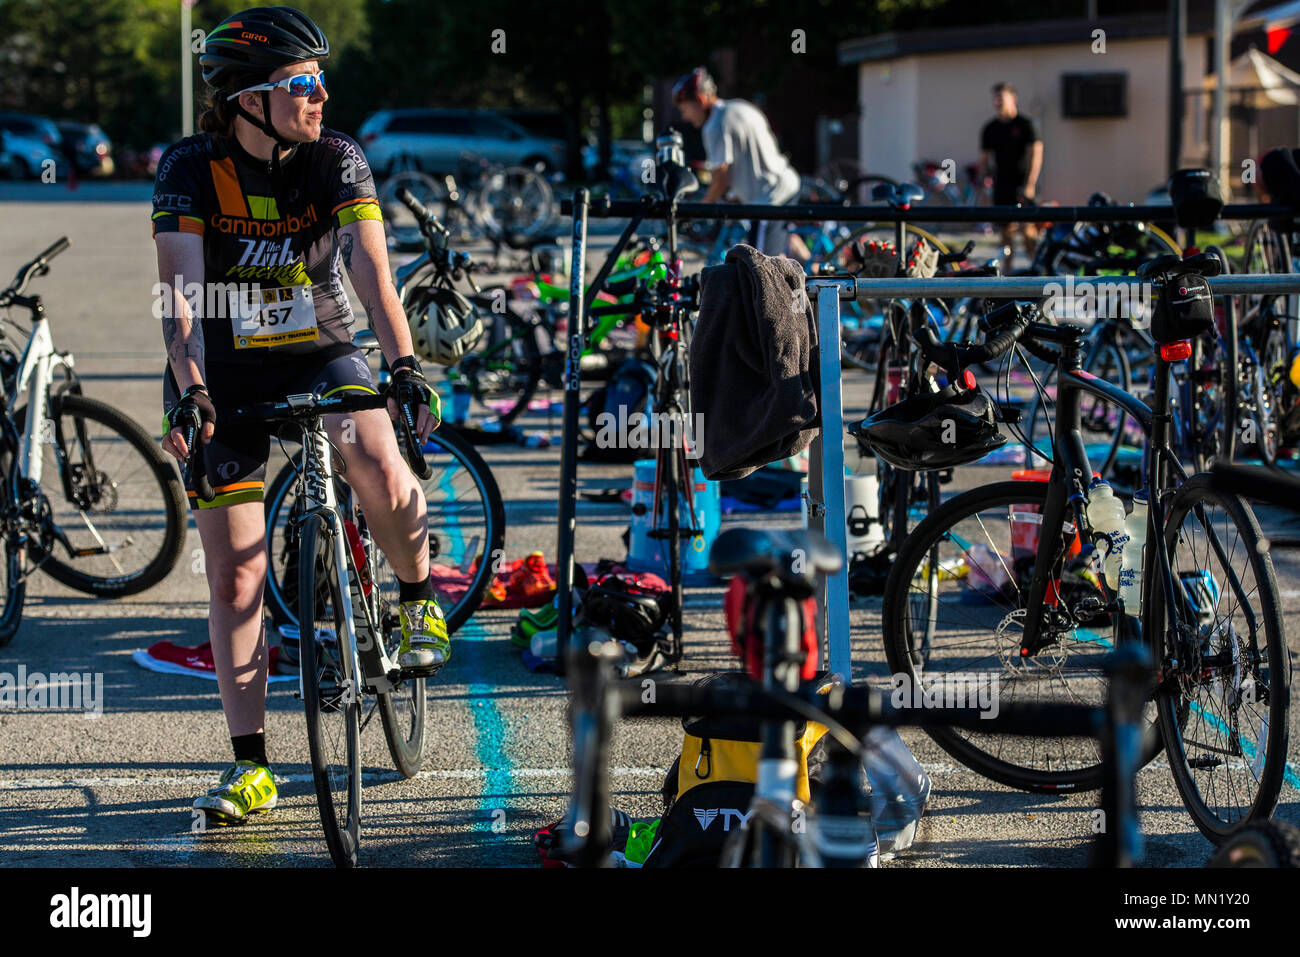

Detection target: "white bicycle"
[0, 237, 187, 643]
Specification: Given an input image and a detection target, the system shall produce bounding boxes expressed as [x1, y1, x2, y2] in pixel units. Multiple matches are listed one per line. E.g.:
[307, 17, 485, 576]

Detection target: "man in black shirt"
[980, 82, 1042, 270]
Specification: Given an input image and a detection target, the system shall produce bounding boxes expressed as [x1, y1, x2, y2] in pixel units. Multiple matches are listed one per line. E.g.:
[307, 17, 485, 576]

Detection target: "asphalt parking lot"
[0, 182, 1296, 868]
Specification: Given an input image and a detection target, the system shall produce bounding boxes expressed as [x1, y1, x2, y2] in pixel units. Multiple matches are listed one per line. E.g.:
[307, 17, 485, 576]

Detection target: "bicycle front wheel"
[0, 458, 25, 646]
[881, 480, 1157, 791]
[298, 511, 362, 867]
[20, 394, 186, 597]
[1152, 474, 1291, 843]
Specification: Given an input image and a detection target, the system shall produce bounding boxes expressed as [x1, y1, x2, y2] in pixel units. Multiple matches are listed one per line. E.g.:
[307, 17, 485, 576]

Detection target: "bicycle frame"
[290, 404, 401, 698]
[11, 314, 76, 488]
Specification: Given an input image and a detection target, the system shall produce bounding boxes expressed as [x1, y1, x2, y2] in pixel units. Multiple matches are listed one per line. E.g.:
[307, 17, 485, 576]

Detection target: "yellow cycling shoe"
[193, 760, 278, 826]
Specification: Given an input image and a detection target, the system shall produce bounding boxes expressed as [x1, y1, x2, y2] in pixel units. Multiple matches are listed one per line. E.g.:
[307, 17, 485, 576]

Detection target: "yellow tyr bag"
[643, 673, 831, 868]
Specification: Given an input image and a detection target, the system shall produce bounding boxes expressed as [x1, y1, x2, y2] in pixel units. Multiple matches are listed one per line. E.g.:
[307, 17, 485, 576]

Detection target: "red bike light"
[1159, 340, 1193, 362]
[960, 369, 977, 390]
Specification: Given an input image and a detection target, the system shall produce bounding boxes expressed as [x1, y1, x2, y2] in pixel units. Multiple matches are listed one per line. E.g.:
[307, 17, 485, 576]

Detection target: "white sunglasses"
[226, 71, 325, 101]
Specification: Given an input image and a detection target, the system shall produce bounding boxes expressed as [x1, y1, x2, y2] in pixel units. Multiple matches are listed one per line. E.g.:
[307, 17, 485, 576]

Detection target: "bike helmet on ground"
[201, 7, 329, 148]
[849, 379, 1006, 471]
[672, 67, 717, 103]
[409, 287, 485, 366]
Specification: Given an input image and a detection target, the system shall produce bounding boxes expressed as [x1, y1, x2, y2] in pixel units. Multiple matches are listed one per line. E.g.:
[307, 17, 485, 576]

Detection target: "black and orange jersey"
[151, 129, 382, 364]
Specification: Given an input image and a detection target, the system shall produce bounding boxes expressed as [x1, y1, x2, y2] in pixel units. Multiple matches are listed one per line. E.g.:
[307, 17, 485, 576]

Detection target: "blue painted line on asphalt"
[431, 451, 516, 824]
[1187, 701, 1300, 792]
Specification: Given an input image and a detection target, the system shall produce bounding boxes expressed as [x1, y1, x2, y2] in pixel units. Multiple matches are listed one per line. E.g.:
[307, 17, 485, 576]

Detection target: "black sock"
[397, 573, 434, 603]
[232, 732, 269, 769]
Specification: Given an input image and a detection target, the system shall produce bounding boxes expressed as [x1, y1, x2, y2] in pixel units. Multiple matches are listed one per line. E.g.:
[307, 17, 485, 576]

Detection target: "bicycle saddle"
[871, 181, 925, 208]
[657, 162, 700, 202]
[709, 527, 842, 592]
[351, 329, 380, 352]
[1136, 251, 1223, 282]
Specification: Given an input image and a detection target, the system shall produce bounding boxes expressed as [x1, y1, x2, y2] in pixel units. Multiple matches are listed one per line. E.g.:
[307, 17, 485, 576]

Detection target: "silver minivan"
[358, 109, 566, 177]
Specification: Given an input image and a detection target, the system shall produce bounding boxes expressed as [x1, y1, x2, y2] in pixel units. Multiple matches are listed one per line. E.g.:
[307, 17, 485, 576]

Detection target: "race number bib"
[230, 284, 319, 349]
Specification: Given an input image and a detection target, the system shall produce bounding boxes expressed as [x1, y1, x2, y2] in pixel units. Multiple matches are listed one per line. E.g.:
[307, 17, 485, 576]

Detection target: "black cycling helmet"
[849, 379, 1006, 471]
[672, 67, 717, 103]
[201, 6, 329, 149]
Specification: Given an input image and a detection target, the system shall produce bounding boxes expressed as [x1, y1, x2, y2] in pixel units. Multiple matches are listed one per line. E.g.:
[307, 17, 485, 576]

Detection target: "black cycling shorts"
[163, 343, 377, 510]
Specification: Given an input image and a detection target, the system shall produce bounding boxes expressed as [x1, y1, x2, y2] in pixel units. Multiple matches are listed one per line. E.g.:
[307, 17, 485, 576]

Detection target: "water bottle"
[449, 380, 471, 425]
[864, 726, 930, 861]
[1117, 491, 1149, 613]
[1085, 479, 1128, 590]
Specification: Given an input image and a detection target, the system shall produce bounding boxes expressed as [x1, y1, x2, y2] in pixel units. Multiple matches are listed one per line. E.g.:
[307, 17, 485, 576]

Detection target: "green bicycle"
[455, 239, 669, 423]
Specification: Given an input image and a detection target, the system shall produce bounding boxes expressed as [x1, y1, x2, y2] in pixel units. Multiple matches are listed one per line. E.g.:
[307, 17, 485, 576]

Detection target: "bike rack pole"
[807, 279, 857, 683]
[555, 188, 589, 675]
[563, 198, 1298, 226]
[853, 274, 1300, 298]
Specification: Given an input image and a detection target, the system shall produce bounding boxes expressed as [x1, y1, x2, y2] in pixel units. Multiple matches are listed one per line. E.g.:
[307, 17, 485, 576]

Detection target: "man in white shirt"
[674, 68, 801, 258]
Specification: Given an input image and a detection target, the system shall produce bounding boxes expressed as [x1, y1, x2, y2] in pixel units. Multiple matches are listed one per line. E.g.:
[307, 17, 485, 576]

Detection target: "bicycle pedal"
[398, 662, 445, 680]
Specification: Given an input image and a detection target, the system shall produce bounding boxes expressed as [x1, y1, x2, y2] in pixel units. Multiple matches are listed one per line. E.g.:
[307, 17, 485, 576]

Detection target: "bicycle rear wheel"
[298, 511, 362, 868]
[881, 480, 1160, 791]
[365, 521, 427, 778]
[458, 300, 542, 424]
[1152, 475, 1290, 843]
[1022, 326, 1132, 480]
[19, 394, 186, 597]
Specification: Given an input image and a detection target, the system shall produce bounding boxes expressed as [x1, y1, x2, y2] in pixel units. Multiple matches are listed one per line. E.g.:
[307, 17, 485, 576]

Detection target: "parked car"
[55, 121, 114, 177]
[0, 111, 60, 180]
[358, 108, 567, 177]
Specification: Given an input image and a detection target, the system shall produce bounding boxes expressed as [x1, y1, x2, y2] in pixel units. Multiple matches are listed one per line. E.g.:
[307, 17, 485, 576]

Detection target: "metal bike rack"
[557, 190, 1300, 679]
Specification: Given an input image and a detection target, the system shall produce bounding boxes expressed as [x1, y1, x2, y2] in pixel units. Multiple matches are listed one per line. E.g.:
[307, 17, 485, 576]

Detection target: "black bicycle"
[879, 254, 1290, 842]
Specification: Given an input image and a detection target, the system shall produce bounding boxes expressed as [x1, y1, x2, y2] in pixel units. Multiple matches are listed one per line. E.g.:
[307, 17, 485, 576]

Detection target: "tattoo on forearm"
[340, 233, 354, 273]
[163, 310, 205, 367]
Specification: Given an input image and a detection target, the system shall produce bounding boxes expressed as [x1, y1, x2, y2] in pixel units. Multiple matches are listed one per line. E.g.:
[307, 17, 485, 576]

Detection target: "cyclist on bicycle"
[153, 6, 466, 825]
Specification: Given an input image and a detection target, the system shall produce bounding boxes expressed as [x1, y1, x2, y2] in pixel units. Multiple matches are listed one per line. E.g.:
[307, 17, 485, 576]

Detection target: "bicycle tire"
[1207, 820, 1300, 867]
[457, 299, 542, 425]
[475, 166, 554, 237]
[17, 394, 187, 597]
[298, 511, 362, 868]
[263, 425, 505, 634]
[881, 480, 1162, 792]
[378, 169, 444, 251]
[1022, 326, 1132, 480]
[0, 438, 26, 646]
[1151, 474, 1290, 843]
[1190, 245, 1237, 472]
[367, 526, 427, 778]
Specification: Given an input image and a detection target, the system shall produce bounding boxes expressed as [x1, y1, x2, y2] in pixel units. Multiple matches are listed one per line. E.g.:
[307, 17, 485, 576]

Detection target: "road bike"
[182, 388, 434, 867]
[879, 255, 1290, 842]
[260, 331, 506, 635]
[0, 238, 187, 643]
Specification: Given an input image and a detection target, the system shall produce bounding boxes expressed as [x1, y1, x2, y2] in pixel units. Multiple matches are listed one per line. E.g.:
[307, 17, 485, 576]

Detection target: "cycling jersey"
[151, 129, 382, 364]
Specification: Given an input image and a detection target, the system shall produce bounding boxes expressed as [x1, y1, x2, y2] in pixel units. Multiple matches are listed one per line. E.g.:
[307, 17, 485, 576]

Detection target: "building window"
[1062, 73, 1128, 118]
